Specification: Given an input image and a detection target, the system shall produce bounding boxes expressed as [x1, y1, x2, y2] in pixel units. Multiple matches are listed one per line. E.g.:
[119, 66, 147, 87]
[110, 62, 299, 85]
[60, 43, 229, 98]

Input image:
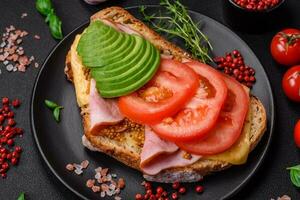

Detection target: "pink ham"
[141, 126, 201, 175]
[89, 79, 124, 135]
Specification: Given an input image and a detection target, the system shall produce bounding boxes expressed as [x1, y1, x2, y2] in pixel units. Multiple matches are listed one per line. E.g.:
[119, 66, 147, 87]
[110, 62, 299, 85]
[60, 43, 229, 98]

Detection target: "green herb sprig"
[17, 192, 25, 200]
[287, 164, 300, 187]
[139, 0, 213, 63]
[44, 99, 63, 122]
[36, 0, 63, 40]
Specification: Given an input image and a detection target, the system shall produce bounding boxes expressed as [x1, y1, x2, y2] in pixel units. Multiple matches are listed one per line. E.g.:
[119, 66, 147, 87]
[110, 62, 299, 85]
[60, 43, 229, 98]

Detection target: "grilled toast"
[64, 7, 267, 182]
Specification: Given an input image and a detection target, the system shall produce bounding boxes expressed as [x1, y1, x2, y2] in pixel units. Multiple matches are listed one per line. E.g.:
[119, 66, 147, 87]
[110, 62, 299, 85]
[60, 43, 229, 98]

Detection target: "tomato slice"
[118, 59, 199, 124]
[176, 75, 250, 155]
[151, 61, 228, 142]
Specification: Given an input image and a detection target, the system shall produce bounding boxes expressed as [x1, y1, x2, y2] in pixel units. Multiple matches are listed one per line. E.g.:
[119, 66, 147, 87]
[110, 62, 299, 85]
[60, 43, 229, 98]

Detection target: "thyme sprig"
[139, 0, 213, 63]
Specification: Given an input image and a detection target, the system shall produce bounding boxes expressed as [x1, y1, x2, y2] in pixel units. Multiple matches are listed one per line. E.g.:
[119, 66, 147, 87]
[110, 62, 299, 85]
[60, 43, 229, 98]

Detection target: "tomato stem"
[279, 32, 300, 46]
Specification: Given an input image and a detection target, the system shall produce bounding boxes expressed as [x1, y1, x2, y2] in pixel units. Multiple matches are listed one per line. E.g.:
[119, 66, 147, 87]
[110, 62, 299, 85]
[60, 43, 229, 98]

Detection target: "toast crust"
[64, 6, 267, 182]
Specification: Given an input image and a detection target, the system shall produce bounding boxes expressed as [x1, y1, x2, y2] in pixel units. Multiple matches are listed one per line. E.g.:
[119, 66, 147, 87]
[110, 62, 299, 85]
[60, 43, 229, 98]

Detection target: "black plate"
[31, 6, 274, 200]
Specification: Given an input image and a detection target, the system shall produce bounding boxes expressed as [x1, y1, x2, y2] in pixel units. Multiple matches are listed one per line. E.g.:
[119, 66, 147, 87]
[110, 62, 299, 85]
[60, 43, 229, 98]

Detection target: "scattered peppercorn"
[214, 50, 256, 88]
[195, 185, 204, 193]
[0, 97, 23, 178]
[233, 0, 281, 11]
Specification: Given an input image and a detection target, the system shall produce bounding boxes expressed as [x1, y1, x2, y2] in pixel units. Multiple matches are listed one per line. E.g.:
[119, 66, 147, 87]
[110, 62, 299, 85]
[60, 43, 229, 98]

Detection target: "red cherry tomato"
[282, 65, 300, 102]
[294, 120, 300, 148]
[270, 28, 300, 66]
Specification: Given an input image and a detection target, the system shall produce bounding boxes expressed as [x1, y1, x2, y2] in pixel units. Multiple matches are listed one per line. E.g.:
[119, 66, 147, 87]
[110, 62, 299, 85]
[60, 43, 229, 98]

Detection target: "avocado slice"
[91, 36, 146, 78]
[97, 44, 160, 91]
[77, 20, 161, 98]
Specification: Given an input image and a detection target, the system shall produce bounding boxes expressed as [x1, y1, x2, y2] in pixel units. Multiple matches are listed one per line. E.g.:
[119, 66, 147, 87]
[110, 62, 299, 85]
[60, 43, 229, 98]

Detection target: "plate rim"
[30, 5, 275, 200]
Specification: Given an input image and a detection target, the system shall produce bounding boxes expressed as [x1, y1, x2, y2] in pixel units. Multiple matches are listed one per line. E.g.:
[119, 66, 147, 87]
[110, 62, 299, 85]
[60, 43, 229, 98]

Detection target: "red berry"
[145, 182, 152, 190]
[146, 189, 152, 195]
[144, 194, 150, 199]
[7, 119, 16, 126]
[0, 148, 6, 154]
[149, 195, 156, 200]
[249, 76, 256, 82]
[1, 137, 7, 144]
[12, 151, 19, 158]
[171, 192, 178, 200]
[7, 111, 14, 118]
[15, 146, 22, 153]
[172, 182, 180, 189]
[6, 153, 12, 160]
[2, 162, 9, 170]
[195, 185, 204, 193]
[7, 139, 14, 146]
[162, 191, 168, 197]
[2, 97, 9, 105]
[178, 187, 186, 194]
[1, 173, 7, 178]
[156, 186, 164, 194]
[12, 99, 21, 108]
[135, 194, 143, 200]
[11, 158, 18, 165]
[0, 115, 4, 123]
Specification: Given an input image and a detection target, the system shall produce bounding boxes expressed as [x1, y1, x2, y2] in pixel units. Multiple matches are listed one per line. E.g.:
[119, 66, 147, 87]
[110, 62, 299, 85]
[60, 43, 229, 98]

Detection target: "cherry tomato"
[294, 120, 300, 148]
[176, 75, 249, 155]
[118, 59, 199, 124]
[151, 61, 228, 142]
[282, 65, 300, 102]
[270, 28, 300, 66]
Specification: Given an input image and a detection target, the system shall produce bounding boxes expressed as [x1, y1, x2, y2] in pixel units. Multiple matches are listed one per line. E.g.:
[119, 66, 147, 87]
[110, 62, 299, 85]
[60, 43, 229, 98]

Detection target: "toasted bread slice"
[64, 7, 267, 182]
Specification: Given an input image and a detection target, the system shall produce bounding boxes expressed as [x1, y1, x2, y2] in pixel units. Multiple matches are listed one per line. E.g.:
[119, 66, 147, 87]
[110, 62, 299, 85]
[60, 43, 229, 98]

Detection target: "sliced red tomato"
[118, 59, 199, 124]
[176, 75, 250, 155]
[151, 61, 228, 142]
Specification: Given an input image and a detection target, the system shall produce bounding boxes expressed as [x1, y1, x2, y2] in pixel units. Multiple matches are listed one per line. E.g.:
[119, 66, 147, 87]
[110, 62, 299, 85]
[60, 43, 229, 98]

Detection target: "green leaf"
[36, 0, 53, 16]
[17, 192, 25, 200]
[44, 99, 59, 110]
[47, 13, 63, 39]
[53, 106, 63, 122]
[287, 165, 300, 187]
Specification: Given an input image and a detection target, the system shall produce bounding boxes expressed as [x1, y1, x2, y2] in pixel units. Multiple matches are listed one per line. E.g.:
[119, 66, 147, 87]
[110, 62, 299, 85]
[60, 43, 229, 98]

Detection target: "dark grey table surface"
[1, 0, 300, 199]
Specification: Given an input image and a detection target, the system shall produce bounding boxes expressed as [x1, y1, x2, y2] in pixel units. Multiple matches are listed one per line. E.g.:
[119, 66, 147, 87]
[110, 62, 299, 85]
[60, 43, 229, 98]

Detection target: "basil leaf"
[287, 165, 300, 187]
[36, 0, 53, 16]
[44, 99, 59, 109]
[53, 106, 63, 122]
[17, 192, 25, 200]
[48, 13, 63, 40]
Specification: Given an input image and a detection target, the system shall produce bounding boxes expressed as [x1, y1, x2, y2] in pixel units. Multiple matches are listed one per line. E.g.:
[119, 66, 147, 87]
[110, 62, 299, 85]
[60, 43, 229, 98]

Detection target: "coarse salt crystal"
[34, 35, 41, 40]
[74, 168, 83, 175]
[111, 173, 117, 178]
[21, 13, 28, 18]
[106, 190, 113, 196]
[114, 196, 122, 200]
[66, 164, 75, 171]
[95, 167, 102, 173]
[86, 179, 95, 188]
[92, 185, 101, 193]
[80, 160, 89, 169]
[95, 172, 101, 179]
[3, 60, 8, 65]
[100, 191, 105, 197]
[6, 64, 13, 71]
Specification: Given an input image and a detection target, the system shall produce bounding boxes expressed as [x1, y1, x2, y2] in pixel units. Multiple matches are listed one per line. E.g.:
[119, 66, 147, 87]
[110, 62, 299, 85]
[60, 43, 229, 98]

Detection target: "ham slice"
[141, 126, 201, 175]
[89, 79, 124, 134]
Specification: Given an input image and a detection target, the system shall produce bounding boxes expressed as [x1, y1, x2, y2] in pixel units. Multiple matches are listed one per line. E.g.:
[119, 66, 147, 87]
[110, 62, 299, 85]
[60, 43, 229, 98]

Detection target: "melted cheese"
[70, 34, 90, 107]
[205, 106, 252, 165]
